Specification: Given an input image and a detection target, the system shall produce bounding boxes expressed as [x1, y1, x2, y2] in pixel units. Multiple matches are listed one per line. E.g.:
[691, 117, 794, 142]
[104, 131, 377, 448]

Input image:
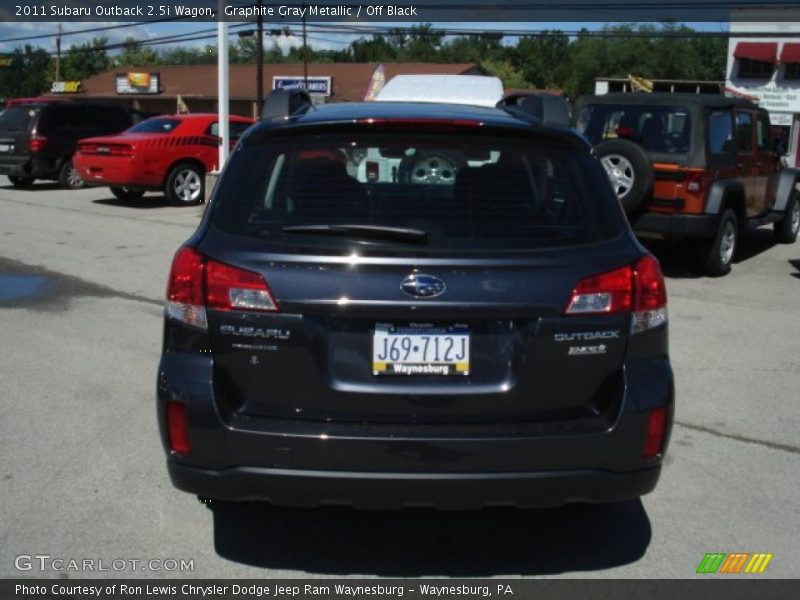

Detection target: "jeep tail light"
[166, 401, 190, 455]
[631, 255, 668, 333]
[643, 406, 668, 459]
[29, 135, 47, 153]
[564, 265, 633, 315]
[166, 246, 207, 329]
[685, 170, 704, 192]
[565, 255, 667, 334]
[206, 259, 278, 312]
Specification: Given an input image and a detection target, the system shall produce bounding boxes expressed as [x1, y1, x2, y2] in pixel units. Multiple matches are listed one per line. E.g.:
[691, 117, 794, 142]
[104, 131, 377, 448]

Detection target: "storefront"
[72, 62, 487, 118]
[726, 10, 800, 166]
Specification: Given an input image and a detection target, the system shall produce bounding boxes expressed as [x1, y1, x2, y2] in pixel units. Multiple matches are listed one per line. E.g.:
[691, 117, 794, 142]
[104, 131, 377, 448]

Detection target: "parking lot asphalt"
[0, 183, 798, 579]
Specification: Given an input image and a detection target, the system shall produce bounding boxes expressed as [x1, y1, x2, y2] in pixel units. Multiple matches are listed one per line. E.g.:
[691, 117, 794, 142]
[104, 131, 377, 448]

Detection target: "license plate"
[372, 323, 470, 376]
[0, 143, 13, 152]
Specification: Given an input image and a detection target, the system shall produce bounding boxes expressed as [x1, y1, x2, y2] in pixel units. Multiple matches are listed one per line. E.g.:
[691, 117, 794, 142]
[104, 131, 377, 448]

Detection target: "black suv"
[157, 92, 674, 509]
[0, 101, 135, 189]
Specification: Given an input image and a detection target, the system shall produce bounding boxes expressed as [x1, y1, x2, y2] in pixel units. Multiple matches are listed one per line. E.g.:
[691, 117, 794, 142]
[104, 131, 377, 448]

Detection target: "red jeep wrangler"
[576, 93, 799, 275]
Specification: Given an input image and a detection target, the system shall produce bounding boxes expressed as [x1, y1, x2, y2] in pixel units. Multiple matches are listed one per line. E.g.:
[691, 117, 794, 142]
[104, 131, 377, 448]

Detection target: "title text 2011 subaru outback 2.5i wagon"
[157, 92, 674, 509]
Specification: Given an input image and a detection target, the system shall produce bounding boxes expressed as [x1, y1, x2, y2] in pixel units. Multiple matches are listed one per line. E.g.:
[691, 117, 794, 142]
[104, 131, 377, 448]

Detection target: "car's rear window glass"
[127, 118, 182, 134]
[0, 106, 39, 131]
[207, 121, 252, 138]
[210, 133, 625, 257]
[577, 104, 691, 156]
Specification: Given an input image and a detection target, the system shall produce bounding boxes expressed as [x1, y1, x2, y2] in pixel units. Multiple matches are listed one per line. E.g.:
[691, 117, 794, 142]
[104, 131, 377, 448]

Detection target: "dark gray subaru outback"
[157, 93, 674, 509]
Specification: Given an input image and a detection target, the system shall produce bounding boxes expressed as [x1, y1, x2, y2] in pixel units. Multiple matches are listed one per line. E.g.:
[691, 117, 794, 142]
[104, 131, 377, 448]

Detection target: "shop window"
[784, 63, 800, 80]
[738, 58, 774, 79]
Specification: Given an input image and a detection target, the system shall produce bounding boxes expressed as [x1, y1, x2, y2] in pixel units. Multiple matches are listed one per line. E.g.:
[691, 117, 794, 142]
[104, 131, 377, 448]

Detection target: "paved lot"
[0, 183, 798, 579]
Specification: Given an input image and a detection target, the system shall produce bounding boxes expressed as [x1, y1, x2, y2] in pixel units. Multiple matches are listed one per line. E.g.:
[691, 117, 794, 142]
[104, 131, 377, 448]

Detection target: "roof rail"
[497, 93, 571, 128]
[261, 89, 313, 121]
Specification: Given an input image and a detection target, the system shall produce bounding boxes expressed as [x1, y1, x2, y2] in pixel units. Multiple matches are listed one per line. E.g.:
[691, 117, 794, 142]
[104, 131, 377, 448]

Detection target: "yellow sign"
[0, 57, 13, 67]
[127, 72, 151, 87]
[51, 81, 82, 93]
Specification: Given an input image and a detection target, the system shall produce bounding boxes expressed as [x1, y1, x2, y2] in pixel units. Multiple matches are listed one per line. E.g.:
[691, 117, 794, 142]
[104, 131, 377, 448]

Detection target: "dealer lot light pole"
[217, 0, 230, 170]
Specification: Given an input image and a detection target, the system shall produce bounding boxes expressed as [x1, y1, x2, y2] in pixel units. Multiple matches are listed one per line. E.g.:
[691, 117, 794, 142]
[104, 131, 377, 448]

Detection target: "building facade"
[726, 9, 800, 166]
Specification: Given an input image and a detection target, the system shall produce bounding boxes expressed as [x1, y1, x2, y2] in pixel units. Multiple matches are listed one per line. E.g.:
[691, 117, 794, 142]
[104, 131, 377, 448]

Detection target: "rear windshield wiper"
[282, 224, 428, 245]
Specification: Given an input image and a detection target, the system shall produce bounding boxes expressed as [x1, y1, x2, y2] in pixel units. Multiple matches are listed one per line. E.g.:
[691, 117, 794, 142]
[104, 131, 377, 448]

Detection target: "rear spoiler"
[261, 89, 314, 121]
[497, 93, 571, 128]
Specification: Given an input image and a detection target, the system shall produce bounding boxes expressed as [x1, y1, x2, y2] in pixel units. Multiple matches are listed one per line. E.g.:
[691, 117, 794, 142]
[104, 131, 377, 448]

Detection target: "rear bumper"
[157, 349, 674, 509]
[168, 462, 662, 509]
[74, 155, 160, 190]
[631, 212, 719, 238]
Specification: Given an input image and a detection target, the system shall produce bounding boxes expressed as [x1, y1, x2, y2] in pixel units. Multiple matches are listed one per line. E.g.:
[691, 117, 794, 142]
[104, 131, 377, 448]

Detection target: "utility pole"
[256, 0, 264, 116]
[55, 23, 62, 82]
[302, 5, 308, 88]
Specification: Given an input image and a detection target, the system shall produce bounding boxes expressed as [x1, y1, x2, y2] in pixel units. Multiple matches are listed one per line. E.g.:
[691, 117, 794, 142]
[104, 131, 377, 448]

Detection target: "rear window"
[127, 118, 182, 134]
[210, 133, 625, 257]
[0, 106, 39, 131]
[577, 103, 692, 157]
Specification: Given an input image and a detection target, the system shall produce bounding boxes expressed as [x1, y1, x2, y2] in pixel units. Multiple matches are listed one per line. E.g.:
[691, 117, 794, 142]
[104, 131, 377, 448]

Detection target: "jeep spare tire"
[595, 139, 654, 213]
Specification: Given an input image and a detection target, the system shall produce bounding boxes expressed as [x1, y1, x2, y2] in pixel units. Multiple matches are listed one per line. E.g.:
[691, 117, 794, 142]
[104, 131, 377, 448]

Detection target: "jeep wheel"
[58, 160, 85, 190]
[164, 163, 204, 206]
[8, 175, 35, 188]
[110, 187, 146, 202]
[774, 191, 799, 244]
[595, 139, 654, 213]
[701, 209, 738, 277]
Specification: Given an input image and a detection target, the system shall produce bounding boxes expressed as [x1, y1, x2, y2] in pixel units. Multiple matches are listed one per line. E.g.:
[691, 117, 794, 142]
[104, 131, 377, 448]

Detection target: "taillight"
[565, 255, 667, 334]
[684, 170, 705, 193]
[564, 265, 633, 315]
[78, 143, 133, 156]
[206, 258, 278, 312]
[631, 255, 668, 334]
[643, 406, 668, 459]
[165, 246, 278, 328]
[29, 135, 47, 153]
[166, 246, 207, 329]
[166, 401, 190, 455]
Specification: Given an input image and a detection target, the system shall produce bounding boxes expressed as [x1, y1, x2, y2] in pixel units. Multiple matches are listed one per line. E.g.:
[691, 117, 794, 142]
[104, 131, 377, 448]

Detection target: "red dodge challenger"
[74, 113, 255, 205]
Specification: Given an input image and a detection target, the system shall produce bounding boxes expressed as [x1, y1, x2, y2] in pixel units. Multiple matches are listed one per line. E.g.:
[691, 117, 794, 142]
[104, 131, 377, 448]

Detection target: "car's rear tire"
[164, 163, 204, 206]
[110, 187, 146, 202]
[8, 175, 35, 188]
[58, 159, 85, 190]
[700, 209, 738, 277]
[595, 139, 654, 214]
[774, 191, 799, 244]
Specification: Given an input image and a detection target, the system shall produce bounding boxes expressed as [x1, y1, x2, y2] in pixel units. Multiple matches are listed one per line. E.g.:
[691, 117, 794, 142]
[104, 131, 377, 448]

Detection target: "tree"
[60, 37, 111, 81]
[481, 58, 530, 89]
[515, 31, 571, 89]
[115, 37, 158, 67]
[0, 45, 52, 98]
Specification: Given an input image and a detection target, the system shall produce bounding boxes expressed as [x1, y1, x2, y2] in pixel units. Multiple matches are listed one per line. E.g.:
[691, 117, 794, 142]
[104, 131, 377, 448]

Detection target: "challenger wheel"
[164, 163, 204, 206]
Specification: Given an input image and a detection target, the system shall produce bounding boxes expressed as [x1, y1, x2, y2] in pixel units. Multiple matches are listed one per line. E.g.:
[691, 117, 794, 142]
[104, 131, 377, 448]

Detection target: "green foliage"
[115, 37, 158, 67]
[0, 23, 730, 101]
[0, 45, 53, 98]
[60, 37, 111, 81]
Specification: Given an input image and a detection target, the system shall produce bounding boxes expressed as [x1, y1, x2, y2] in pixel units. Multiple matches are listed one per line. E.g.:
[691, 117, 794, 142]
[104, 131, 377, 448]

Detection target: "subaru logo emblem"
[401, 273, 446, 298]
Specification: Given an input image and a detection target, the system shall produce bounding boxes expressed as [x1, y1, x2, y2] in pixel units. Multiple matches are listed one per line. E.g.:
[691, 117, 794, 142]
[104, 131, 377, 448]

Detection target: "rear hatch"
[198, 126, 640, 425]
[0, 105, 40, 171]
